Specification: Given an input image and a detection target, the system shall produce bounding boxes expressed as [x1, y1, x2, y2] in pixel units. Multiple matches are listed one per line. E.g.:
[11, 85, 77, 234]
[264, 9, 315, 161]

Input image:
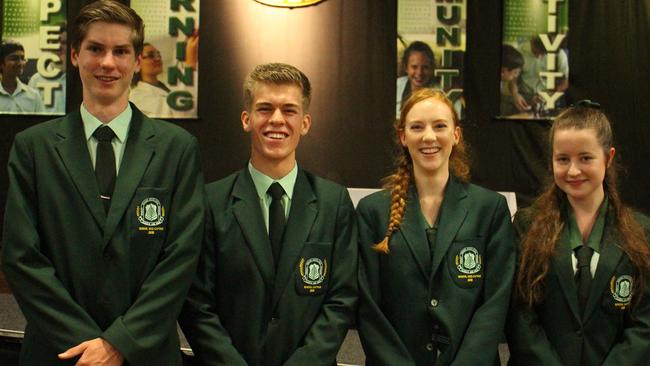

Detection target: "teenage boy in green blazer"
[1, 1, 204, 365]
[179, 63, 357, 366]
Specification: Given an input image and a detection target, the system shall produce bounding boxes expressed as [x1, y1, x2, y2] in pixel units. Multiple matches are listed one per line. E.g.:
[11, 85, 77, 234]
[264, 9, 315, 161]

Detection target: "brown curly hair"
[374, 89, 470, 253]
[515, 106, 650, 308]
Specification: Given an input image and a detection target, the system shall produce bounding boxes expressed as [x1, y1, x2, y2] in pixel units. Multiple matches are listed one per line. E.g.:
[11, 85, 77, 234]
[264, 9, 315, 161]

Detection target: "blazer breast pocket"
[295, 242, 332, 296]
[447, 238, 485, 289]
[130, 187, 171, 242]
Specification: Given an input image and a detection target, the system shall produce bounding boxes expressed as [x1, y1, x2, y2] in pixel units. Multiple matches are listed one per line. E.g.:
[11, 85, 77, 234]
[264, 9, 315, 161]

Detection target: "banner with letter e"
[1, 0, 66, 115]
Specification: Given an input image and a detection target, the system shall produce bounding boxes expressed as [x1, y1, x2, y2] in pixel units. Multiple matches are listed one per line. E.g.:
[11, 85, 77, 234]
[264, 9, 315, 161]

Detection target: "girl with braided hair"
[506, 103, 650, 365]
[357, 88, 515, 365]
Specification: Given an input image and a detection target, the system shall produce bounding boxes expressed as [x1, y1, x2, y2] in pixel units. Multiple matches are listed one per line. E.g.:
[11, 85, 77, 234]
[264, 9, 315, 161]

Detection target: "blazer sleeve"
[356, 199, 417, 366]
[601, 221, 650, 365]
[1, 135, 104, 350]
[101, 135, 205, 364]
[505, 210, 563, 366]
[283, 187, 358, 366]
[450, 196, 515, 365]
[178, 205, 248, 366]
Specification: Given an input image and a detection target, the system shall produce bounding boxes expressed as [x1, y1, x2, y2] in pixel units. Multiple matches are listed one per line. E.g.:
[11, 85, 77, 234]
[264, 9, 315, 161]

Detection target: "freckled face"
[400, 97, 460, 177]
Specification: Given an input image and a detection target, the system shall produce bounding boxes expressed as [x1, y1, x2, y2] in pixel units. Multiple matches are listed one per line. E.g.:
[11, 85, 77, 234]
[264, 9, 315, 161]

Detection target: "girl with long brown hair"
[357, 89, 515, 365]
[507, 103, 650, 365]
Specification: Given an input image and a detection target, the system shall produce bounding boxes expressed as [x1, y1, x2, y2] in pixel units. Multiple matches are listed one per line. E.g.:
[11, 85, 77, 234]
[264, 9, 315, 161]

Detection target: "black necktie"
[425, 227, 437, 275]
[575, 245, 594, 313]
[93, 126, 116, 213]
[268, 182, 286, 266]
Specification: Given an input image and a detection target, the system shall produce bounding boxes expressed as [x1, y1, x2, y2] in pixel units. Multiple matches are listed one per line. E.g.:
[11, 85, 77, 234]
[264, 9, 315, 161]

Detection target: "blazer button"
[430, 299, 439, 307]
[270, 317, 279, 325]
[425, 343, 434, 351]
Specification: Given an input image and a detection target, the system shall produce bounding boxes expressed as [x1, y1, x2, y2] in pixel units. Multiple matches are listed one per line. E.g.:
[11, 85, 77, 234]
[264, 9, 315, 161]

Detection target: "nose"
[422, 126, 436, 142]
[269, 108, 285, 124]
[100, 52, 116, 69]
[567, 162, 581, 176]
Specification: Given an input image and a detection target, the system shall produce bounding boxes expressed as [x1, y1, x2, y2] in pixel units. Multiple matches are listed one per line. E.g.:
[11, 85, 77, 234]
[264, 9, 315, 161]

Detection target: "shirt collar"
[248, 161, 298, 200]
[81, 103, 132, 143]
[564, 198, 609, 252]
[0, 79, 27, 96]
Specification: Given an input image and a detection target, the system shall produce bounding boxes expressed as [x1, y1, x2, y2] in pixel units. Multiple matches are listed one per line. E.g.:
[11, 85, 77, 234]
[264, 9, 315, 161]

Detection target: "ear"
[241, 110, 251, 132]
[453, 125, 461, 145]
[70, 47, 79, 68]
[606, 147, 616, 168]
[300, 113, 312, 136]
[134, 52, 142, 73]
[399, 129, 406, 147]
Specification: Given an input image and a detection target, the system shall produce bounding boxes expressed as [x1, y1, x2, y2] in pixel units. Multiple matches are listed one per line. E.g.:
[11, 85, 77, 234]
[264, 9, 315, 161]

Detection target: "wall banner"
[499, 0, 569, 119]
[130, 0, 199, 119]
[1, 0, 67, 115]
[397, 0, 466, 120]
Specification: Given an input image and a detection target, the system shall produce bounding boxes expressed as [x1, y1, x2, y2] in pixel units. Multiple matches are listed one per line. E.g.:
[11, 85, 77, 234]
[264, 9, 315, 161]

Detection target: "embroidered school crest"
[456, 246, 482, 274]
[298, 257, 328, 294]
[610, 275, 633, 308]
[137, 197, 165, 226]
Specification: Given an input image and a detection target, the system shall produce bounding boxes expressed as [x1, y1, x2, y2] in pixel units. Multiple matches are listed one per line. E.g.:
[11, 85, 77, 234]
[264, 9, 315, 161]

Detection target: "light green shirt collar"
[248, 161, 298, 200]
[81, 103, 131, 143]
[564, 198, 609, 253]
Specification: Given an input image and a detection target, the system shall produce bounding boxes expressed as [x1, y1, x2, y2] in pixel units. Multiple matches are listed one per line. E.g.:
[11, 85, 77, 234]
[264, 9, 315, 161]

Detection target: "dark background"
[0, 0, 648, 241]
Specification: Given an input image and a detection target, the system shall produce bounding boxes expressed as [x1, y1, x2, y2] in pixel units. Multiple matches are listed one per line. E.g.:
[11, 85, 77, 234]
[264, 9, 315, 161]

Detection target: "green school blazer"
[357, 177, 515, 366]
[1, 105, 205, 365]
[507, 206, 650, 366]
[178, 168, 357, 366]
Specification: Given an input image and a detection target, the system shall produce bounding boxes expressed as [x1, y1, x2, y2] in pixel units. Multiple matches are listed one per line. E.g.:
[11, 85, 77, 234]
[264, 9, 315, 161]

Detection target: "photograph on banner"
[1, 0, 67, 115]
[130, 0, 199, 119]
[499, 0, 569, 119]
[397, 0, 466, 119]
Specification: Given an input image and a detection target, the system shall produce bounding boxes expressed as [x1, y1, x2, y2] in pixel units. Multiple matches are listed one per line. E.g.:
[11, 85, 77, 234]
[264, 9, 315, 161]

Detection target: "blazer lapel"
[54, 111, 106, 228]
[398, 186, 431, 281]
[102, 109, 155, 247]
[232, 168, 276, 287]
[583, 214, 624, 322]
[430, 177, 468, 280]
[553, 233, 583, 322]
[271, 170, 318, 308]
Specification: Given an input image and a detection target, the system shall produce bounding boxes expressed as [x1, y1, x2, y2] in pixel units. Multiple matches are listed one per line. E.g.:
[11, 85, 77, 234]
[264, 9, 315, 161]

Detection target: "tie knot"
[576, 245, 594, 267]
[268, 182, 285, 200]
[93, 126, 116, 142]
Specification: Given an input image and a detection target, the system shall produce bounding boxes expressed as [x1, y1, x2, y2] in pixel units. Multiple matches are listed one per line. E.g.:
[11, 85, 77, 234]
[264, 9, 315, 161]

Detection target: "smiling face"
[552, 128, 615, 205]
[400, 97, 460, 178]
[241, 82, 311, 175]
[406, 51, 433, 90]
[140, 44, 162, 79]
[0, 50, 26, 80]
[71, 21, 140, 108]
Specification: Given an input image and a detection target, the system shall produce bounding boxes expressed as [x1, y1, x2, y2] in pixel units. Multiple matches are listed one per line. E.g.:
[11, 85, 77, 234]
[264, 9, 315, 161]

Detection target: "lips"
[264, 131, 289, 140]
[95, 75, 118, 82]
[566, 180, 587, 187]
[419, 146, 441, 155]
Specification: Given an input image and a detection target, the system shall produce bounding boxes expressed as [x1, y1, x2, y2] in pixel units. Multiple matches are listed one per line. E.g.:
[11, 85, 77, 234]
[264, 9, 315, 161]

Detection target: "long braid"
[373, 156, 411, 254]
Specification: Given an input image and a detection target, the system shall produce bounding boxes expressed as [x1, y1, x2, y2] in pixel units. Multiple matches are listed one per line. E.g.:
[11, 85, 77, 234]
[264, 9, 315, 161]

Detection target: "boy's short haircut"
[243, 63, 311, 112]
[0, 41, 25, 69]
[72, 0, 145, 55]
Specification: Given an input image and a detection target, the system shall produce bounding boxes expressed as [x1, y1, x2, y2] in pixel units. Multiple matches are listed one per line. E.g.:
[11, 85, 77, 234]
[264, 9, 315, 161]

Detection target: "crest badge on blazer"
[610, 274, 633, 309]
[297, 257, 328, 295]
[455, 246, 482, 283]
[136, 197, 166, 235]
